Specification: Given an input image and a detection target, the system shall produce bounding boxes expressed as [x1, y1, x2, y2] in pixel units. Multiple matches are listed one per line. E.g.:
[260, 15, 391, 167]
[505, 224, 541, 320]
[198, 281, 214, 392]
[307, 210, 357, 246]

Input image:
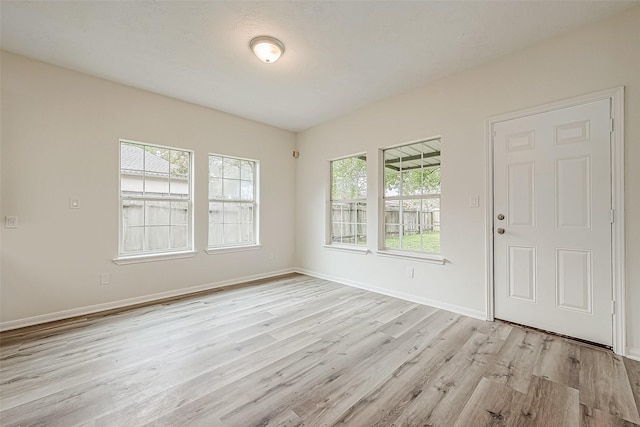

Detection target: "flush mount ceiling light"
[250, 36, 285, 64]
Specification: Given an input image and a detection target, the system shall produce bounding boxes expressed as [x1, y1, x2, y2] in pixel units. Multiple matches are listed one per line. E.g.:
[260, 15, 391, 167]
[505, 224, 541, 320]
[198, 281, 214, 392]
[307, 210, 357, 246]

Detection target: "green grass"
[385, 232, 440, 253]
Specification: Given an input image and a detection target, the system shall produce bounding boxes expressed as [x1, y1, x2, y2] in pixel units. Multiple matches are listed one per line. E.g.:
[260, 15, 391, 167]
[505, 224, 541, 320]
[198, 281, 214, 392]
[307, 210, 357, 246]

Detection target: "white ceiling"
[0, 1, 634, 132]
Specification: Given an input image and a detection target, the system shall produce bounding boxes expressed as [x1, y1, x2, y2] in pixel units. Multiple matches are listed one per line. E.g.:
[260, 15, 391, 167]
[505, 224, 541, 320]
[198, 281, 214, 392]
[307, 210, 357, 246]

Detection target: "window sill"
[113, 250, 197, 265]
[206, 244, 262, 255]
[376, 250, 445, 264]
[323, 244, 371, 255]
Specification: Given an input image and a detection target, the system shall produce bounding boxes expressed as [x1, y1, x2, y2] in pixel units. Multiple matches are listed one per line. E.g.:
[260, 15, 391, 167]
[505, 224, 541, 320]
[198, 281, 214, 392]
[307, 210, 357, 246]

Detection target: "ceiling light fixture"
[250, 36, 284, 64]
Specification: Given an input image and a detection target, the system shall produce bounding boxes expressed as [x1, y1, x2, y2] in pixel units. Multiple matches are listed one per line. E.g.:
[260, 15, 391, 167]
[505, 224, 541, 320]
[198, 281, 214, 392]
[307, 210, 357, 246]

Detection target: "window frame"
[116, 139, 194, 261]
[327, 153, 368, 248]
[207, 153, 260, 251]
[378, 137, 444, 263]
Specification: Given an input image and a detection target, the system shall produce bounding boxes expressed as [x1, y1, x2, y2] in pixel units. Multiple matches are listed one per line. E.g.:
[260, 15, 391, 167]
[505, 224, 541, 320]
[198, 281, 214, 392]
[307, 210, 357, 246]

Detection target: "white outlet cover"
[5, 216, 18, 228]
[69, 199, 80, 209]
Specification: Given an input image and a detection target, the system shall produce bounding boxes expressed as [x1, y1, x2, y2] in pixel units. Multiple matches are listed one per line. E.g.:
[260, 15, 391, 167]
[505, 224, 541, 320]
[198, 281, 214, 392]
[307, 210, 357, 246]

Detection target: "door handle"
[497, 228, 505, 234]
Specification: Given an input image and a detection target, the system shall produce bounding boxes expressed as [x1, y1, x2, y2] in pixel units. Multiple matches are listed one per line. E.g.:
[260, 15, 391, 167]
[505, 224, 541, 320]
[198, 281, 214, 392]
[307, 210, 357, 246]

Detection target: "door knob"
[497, 228, 505, 234]
[497, 214, 505, 220]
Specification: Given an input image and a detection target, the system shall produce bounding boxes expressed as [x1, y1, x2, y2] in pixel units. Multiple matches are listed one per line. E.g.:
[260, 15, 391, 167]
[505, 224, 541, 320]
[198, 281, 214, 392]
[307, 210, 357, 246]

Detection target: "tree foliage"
[385, 166, 440, 196]
[331, 156, 367, 200]
[144, 146, 190, 176]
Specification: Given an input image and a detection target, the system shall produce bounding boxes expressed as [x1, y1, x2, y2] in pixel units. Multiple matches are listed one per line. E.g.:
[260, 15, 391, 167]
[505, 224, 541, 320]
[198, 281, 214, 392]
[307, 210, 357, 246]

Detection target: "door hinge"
[610, 118, 614, 133]
[611, 300, 616, 315]
[610, 209, 615, 224]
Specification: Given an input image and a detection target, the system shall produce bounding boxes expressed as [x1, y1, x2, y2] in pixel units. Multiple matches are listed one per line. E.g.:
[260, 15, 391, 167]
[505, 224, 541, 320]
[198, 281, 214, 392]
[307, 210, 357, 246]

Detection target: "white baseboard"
[295, 268, 486, 321]
[0, 268, 296, 332]
[627, 347, 640, 362]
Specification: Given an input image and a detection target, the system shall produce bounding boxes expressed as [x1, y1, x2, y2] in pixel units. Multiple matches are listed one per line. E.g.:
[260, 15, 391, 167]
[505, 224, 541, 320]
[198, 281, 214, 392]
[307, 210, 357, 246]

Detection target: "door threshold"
[495, 318, 612, 352]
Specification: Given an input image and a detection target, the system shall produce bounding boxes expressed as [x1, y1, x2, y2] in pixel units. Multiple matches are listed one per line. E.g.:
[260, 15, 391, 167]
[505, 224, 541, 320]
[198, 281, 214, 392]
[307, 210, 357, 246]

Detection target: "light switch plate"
[470, 195, 480, 208]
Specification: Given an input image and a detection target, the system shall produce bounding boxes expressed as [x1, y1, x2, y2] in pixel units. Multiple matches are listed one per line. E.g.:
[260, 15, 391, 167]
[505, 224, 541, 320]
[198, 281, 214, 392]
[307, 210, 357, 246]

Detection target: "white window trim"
[206, 244, 262, 255]
[207, 154, 260, 249]
[118, 139, 194, 259]
[323, 244, 370, 255]
[379, 137, 442, 257]
[113, 250, 197, 265]
[327, 153, 368, 247]
[376, 249, 445, 264]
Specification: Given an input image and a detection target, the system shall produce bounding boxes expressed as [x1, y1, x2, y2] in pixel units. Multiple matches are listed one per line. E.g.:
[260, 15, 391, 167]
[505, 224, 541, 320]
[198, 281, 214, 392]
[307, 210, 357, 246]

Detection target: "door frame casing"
[484, 87, 625, 355]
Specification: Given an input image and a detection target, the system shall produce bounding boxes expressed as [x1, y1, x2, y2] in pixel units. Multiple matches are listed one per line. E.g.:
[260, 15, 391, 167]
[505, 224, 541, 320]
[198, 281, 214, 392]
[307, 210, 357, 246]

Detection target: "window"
[382, 139, 441, 253]
[330, 155, 367, 245]
[208, 154, 258, 248]
[119, 140, 192, 257]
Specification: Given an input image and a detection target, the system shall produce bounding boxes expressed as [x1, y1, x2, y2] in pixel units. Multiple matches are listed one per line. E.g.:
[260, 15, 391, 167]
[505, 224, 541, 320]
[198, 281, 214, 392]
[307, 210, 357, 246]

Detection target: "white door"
[493, 99, 612, 346]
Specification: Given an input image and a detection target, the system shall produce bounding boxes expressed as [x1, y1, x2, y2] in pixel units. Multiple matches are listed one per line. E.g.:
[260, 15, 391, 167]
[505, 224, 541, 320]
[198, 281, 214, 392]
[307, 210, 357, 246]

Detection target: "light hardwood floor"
[1, 274, 639, 426]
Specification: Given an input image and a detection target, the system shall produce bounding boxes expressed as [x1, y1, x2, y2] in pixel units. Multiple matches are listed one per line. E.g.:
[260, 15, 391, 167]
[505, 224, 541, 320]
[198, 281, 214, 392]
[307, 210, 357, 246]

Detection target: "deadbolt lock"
[497, 228, 505, 234]
[497, 214, 505, 220]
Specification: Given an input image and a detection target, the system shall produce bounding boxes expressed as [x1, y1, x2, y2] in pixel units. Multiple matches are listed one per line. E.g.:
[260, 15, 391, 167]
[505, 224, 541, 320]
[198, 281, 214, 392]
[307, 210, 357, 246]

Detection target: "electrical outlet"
[100, 273, 110, 285]
[406, 267, 414, 278]
[69, 198, 80, 209]
[5, 216, 18, 229]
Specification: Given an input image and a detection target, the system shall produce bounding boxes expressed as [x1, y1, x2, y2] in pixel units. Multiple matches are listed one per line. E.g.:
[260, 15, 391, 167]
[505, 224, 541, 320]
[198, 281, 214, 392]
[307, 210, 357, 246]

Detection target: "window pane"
[145, 226, 169, 251]
[144, 176, 169, 196]
[330, 155, 367, 246]
[421, 197, 440, 253]
[123, 226, 143, 252]
[170, 150, 189, 180]
[224, 223, 239, 244]
[240, 223, 254, 243]
[240, 160, 254, 181]
[145, 201, 170, 226]
[384, 224, 400, 249]
[210, 155, 223, 178]
[223, 203, 240, 224]
[241, 180, 253, 200]
[209, 224, 223, 246]
[223, 158, 240, 179]
[149, 148, 170, 175]
[123, 200, 144, 226]
[169, 179, 189, 198]
[423, 167, 441, 195]
[119, 141, 192, 256]
[223, 179, 240, 200]
[169, 150, 189, 198]
[401, 168, 423, 196]
[209, 202, 223, 224]
[121, 143, 145, 173]
[171, 202, 188, 225]
[240, 203, 254, 224]
[331, 221, 342, 243]
[382, 139, 441, 254]
[170, 225, 188, 249]
[384, 200, 400, 225]
[341, 223, 355, 244]
[357, 222, 367, 245]
[209, 155, 258, 248]
[209, 177, 223, 199]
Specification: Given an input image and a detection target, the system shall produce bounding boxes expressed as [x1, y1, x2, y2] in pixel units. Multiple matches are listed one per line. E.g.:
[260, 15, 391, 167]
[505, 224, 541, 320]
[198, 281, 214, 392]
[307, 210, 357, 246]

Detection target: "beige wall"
[0, 52, 296, 326]
[2, 7, 639, 356]
[295, 7, 640, 355]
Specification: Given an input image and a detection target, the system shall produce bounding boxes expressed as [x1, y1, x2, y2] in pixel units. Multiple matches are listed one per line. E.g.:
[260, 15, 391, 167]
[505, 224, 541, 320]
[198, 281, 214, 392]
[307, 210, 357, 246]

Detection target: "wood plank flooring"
[1, 273, 639, 426]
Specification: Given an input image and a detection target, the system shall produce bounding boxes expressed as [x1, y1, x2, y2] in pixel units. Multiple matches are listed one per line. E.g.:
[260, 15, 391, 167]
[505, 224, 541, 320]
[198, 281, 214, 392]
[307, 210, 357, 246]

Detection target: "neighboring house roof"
[121, 143, 171, 176]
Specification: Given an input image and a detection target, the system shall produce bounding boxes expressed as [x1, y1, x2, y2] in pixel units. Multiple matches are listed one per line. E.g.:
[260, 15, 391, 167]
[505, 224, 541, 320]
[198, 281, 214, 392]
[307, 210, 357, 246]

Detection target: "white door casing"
[493, 99, 613, 346]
